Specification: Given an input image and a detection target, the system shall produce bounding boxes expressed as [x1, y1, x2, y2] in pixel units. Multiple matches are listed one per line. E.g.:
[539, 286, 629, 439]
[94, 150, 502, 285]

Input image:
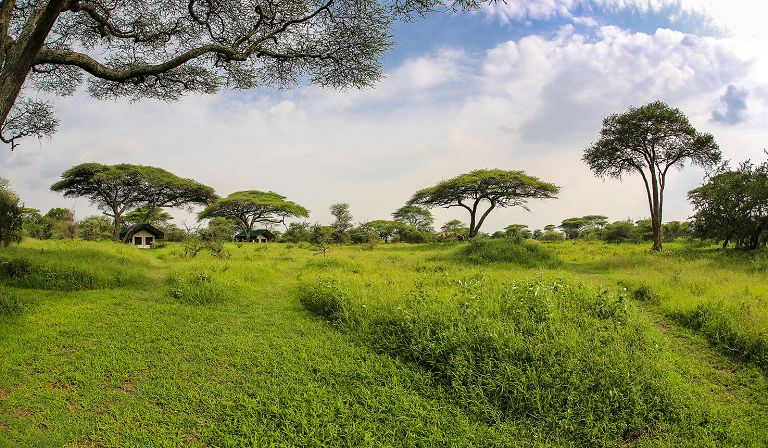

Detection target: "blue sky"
[3, 0, 768, 232]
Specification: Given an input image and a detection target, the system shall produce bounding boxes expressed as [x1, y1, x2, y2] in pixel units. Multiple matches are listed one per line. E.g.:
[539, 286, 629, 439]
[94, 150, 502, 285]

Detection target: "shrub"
[457, 238, 561, 268]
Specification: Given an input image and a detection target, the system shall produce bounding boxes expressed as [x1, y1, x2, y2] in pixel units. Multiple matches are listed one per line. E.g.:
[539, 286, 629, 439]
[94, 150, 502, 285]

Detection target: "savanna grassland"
[1, 239, 767, 447]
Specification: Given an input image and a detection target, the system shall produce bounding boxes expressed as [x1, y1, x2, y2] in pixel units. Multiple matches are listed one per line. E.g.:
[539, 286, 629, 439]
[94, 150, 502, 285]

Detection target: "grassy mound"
[457, 239, 561, 268]
[299, 272, 696, 446]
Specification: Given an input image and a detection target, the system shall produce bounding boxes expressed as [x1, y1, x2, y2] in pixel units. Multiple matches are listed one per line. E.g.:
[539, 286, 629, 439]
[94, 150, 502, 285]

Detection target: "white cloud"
[4, 19, 767, 233]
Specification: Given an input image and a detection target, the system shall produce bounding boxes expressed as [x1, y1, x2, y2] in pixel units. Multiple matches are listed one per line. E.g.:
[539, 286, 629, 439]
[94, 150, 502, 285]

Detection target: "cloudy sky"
[3, 0, 768, 232]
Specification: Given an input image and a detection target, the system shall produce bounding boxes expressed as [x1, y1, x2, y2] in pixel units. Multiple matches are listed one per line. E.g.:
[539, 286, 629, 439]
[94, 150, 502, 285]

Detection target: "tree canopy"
[408, 169, 559, 238]
[689, 158, 768, 249]
[0, 178, 23, 246]
[0, 0, 483, 149]
[582, 101, 721, 250]
[392, 204, 433, 231]
[50, 163, 215, 239]
[199, 190, 308, 240]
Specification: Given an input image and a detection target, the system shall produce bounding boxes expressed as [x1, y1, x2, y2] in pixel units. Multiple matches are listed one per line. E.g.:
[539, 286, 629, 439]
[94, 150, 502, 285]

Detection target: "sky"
[3, 0, 768, 233]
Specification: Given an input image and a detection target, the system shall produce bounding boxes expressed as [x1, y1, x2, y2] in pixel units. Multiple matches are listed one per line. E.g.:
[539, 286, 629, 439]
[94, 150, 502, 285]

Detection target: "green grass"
[1, 239, 767, 446]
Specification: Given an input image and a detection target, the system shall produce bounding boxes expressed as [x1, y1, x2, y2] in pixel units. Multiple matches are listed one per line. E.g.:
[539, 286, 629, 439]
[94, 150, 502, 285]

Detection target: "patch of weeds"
[168, 271, 231, 305]
[0, 286, 27, 316]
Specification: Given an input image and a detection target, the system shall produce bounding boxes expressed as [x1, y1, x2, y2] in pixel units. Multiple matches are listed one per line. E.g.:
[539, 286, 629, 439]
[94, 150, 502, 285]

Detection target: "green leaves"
[199, 190, 309, 233]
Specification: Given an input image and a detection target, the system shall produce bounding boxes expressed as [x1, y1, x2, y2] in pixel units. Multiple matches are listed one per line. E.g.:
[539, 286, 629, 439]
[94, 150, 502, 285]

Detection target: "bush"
[457, 238, 561, 268]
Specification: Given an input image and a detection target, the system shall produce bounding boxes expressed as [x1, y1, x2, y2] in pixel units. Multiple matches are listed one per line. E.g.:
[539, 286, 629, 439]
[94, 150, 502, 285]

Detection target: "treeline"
[489, 217, 692, 245]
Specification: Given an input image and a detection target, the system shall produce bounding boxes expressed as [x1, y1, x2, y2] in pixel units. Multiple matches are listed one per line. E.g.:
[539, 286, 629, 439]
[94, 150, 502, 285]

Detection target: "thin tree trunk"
[649, 169, 662, 251]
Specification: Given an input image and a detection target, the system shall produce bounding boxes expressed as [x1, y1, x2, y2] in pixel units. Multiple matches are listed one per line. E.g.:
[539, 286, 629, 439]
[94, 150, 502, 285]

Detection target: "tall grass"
[299, 268, 699, 446]
[456, 238, 562, 268]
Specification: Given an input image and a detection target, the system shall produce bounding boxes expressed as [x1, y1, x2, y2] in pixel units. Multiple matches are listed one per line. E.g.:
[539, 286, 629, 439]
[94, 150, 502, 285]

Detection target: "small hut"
[121, 224, 164, 249]
[234, 229, 275, 243]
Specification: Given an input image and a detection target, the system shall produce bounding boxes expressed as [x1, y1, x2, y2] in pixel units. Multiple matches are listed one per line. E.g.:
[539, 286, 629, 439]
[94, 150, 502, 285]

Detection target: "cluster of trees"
[689, 157, 768, 249]
[493, 218, 693, 245]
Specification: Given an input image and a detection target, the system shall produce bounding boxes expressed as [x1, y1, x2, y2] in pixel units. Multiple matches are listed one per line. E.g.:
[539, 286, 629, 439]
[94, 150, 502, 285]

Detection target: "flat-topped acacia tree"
[199, 190, 309, 240]
[50, 163, 216, 239]
[0, 0, 483, 149]
[582, 101, 721, 251]
[408, 169, 560, 239]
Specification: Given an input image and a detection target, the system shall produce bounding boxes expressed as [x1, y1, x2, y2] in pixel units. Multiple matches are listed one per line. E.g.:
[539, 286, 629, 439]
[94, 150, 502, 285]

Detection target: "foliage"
[0, 178, 23, 246]
[0, 0, 485, 148]
[78, 215, 113, 241]
[583, 101, 721, 250]
[689, 158, 768, 249]
[281, 221, 313, 243]
[199, 191, 308, 240]
[409, 169, 559, 238]
[457, 238, 561, 267]
[122, 207, 173, 228]
[602, 220, 639, 244]
[329, 203, 353, 243]
[439, 219, 468, 240]
[51, 163, 215, 240]
[392, 205, 434, 231]
[45, 207, 77, 239]
[0, 285, 26, 315]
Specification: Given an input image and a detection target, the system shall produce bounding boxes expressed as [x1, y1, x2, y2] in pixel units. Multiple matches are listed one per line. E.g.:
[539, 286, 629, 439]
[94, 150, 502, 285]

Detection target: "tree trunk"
[113, 213, 122, 241]
[0, 1, 66, 129]
[649, 169, 663, 251]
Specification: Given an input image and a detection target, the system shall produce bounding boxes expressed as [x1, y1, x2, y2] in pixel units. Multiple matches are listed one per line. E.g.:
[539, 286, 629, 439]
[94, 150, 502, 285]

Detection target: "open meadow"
[1, 238, 767, 447]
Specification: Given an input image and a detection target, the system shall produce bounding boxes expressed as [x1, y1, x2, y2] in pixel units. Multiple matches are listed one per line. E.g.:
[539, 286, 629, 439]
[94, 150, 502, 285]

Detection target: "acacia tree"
[50, 163, 215, 239]
[329, 202, 352, 242]
[583, 101, 721, 251]
[199, 190, 308, 240]
[0, 0, 482, 149]
[408, 169, 559, 238]
[392, 204, 433, 231]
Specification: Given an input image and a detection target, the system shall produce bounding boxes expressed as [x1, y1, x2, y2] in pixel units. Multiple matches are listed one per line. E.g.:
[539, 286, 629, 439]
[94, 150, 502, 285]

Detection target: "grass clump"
[457, 238, 561, 268]
[0, 255, 98, 291]
[0, 286, 26, 315]
[300, 273, 692, 446]
[167, 270, 232, 305]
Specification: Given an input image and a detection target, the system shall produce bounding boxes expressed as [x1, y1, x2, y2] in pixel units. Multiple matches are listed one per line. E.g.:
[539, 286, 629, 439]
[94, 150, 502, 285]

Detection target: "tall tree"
[583, 101, 721, 251]
[329, 202, 352, 242]
[51, 163, 215, 239]
[199, 190, 308, 241]
[392, 204, 434, 231]
[408, 169, 559, 238]
[0, 178, 23, 246]
[0, 0, 481, 149]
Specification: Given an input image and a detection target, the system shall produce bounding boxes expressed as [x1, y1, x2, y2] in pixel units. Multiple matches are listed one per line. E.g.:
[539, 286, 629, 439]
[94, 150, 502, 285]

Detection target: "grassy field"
[1, 238, 767, 447]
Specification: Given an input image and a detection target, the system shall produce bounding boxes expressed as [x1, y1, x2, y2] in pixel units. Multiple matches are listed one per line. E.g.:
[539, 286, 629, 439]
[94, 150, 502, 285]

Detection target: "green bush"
[457, 238, 561, 268]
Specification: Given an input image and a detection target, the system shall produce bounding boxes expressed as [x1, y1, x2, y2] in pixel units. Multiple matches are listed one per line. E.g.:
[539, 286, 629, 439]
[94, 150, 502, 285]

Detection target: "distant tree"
[440, 219, 468, 240]
[689, 158, 768, 249]
[0, 0, 482, 148]
[354, 220, 401, 243]
[46, 207, 77, 239]
[662, 221, 690, 242]
[634, 219, 654, 241]
[311, 225, 335, 246]
[602, 220, 638, 244]
[123, 207, 173, 228]
[162, 224, 189, 242]
[199, 191, 308, 241]
[329, 203, 353, 243]
[281, 222, 313, 243]
[21, 208, 49, 239]
[200, 217, 235, 241]
[78, 215, 113, 241]
[579, 215, 608, 240]
[543, 224, 557, 232]
[583, 101, 721, 251]
[392, 205, 434, 231]
[539, 228, 565, 242]
[501, 224, 531, 241]
[532, 229, 543, 240]
[51, 163, 215, 240]
[408, 169, 559, 238]
[558, 217, 587, 240]
[0, 178, 23, 246]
